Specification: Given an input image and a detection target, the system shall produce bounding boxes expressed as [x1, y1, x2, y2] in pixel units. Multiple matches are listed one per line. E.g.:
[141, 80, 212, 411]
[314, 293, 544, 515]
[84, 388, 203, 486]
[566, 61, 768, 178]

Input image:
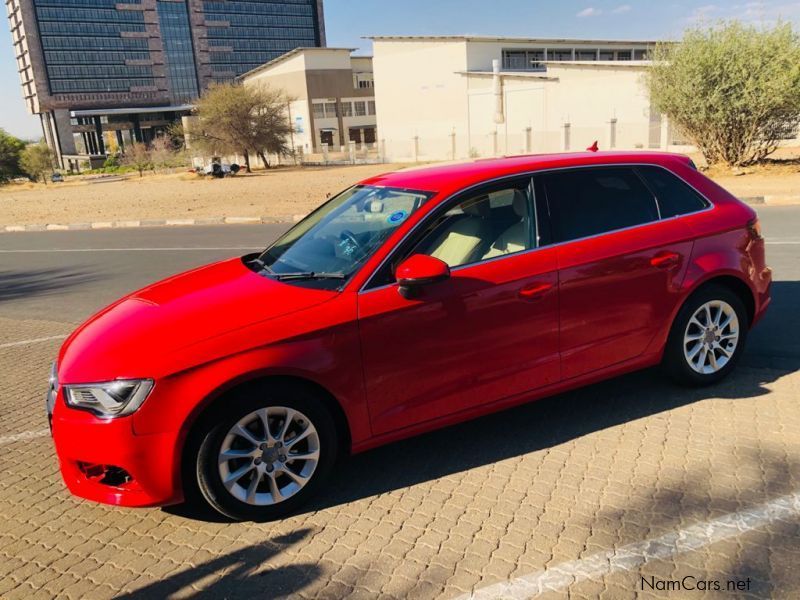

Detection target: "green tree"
[647, 22, 800, 167]
[20, 141, 54, 184]
[189, 82, 294, 172]
[0, 129, 26, 183]
[121, 142, 153, 177]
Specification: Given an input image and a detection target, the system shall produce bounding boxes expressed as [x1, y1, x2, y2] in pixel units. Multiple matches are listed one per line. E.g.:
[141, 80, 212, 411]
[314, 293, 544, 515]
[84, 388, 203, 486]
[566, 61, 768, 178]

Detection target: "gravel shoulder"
[0, 158, 798, 228]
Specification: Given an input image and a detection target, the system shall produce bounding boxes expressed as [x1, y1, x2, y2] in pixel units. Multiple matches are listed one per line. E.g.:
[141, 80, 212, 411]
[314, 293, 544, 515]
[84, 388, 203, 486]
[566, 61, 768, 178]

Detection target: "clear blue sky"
[2, 0, 799, 140]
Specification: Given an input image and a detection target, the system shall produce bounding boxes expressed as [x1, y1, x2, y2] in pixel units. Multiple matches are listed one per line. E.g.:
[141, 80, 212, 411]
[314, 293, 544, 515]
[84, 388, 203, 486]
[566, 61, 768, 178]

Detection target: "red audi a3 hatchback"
[48, 152, 771, 520]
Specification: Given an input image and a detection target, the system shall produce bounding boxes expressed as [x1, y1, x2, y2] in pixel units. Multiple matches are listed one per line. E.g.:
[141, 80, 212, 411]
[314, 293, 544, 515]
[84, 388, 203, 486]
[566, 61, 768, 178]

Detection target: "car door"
[540, 165, 694, 380]
[357, 178, 560, 435]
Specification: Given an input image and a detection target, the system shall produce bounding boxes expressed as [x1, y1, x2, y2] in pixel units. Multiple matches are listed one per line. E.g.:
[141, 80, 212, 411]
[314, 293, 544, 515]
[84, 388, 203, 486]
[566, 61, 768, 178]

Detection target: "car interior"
[415, 188, 532, 267]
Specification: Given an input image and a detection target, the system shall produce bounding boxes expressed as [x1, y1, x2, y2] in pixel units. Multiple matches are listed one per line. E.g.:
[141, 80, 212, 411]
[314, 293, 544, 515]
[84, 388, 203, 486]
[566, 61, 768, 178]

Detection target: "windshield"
[256, 185, 433, 286]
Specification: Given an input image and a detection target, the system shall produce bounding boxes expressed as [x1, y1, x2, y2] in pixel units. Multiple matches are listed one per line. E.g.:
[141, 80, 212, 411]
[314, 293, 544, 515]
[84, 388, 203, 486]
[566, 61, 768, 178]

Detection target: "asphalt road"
[0, 206, 797, 368]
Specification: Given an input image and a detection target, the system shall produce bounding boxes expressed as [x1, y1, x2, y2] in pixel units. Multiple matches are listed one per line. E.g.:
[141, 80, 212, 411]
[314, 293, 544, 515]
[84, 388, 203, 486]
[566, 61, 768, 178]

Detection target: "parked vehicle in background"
[47, 151, 771, 521]
[50, 172, 63, 183]
[200, 160, 240, 178]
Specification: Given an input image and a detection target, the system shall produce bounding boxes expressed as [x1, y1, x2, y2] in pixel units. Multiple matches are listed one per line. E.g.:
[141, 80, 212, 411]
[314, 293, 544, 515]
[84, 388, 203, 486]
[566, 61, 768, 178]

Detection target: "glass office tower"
[6, 0, 325, 168]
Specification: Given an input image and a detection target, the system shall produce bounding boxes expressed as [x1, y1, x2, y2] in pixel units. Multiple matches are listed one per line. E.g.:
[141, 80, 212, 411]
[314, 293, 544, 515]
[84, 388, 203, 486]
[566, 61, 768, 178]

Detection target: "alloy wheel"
[683, 300, 740, 375]
[217, 406, 320, 506]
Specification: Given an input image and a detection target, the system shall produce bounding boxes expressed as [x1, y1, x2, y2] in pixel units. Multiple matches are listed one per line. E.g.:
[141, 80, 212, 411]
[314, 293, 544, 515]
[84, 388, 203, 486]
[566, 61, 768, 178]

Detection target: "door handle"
[650, 251, 681, 269]
[518, 281, 553, 301]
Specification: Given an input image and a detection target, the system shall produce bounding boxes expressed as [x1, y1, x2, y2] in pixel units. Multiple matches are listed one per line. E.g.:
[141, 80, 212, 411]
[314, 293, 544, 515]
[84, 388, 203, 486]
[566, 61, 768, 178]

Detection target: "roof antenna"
[587, 141, 599, 152]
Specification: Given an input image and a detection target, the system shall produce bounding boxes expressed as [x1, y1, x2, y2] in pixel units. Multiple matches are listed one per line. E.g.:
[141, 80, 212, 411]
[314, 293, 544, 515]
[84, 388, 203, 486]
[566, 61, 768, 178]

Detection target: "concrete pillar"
[348, 140, 356, 164]
[379, 139, 386, 162]
[413, 136, 419, 162]
[322, 143, 329, 164]
[94, 116, 105, 155]
[525, 127, 532, 153]
[562, 123, 571, 151]
[450, 130, 456, 160]
[608, 118, 617, 149]
[492, 130, 498, 156]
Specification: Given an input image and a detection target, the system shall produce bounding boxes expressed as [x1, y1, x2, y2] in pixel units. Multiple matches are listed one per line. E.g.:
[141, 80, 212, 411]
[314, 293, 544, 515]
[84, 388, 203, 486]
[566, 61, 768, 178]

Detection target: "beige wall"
[373, 39, 688, 162]
[372, 39, 471, 161]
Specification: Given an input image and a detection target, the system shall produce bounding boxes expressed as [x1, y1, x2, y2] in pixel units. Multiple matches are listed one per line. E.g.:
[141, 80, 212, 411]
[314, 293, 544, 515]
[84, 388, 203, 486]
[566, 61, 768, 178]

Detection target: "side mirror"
[395, 254, 450, 299]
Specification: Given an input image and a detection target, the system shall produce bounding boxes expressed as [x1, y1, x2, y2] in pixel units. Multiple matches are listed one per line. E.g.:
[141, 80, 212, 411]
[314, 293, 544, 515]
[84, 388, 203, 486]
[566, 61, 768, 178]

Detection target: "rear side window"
[541, 167, 659, 243]
[637, 165, 710, 218]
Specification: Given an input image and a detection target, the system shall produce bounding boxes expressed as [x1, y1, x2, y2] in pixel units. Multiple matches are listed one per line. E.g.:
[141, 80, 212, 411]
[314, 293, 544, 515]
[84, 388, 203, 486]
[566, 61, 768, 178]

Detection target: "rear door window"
[541, 167, 659, 243]
[636, 165, 710, 218]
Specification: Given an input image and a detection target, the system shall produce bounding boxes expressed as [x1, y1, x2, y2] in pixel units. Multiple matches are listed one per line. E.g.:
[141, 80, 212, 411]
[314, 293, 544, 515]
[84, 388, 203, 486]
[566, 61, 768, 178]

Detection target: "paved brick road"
[1, 313, 799, 599]
[1, 213, 799, 599]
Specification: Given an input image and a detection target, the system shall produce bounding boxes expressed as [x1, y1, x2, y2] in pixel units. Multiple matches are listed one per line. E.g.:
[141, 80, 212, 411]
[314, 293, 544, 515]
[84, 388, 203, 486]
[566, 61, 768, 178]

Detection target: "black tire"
[663, 283, 749, 386]
[191, 381, 338, 521]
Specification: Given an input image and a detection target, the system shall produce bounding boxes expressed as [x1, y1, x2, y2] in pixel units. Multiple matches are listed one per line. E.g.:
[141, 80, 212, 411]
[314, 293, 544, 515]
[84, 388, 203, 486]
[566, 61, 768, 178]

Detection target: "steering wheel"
[339, 230, 362, 255]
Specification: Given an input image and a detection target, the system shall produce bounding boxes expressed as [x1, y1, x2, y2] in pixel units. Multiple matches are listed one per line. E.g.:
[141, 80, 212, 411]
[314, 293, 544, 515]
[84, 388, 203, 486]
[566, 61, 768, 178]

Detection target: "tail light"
[747, 218, 762, 240]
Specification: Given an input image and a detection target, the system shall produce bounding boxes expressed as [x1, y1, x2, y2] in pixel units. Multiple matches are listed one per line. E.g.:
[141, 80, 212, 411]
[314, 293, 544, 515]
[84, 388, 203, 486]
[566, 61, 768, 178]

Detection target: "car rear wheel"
[194, 383, 338, 521]
[663, 284, 748, 386]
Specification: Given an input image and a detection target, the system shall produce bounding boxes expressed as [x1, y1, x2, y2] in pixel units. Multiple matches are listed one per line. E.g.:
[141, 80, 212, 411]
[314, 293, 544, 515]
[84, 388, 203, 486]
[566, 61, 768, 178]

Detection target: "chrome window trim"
[358, 162, 715, 295]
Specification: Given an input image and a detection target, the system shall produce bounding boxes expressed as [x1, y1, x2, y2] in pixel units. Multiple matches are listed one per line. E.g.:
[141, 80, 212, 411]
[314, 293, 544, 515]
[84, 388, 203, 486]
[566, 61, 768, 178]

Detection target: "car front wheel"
[194, 384, 338, 521]
[663, 284, 748, 386]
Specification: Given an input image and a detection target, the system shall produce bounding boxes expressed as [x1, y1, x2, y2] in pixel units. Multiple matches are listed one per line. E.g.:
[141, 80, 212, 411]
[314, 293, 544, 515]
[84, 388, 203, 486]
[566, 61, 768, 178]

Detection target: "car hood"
[57, 257, 337, 383]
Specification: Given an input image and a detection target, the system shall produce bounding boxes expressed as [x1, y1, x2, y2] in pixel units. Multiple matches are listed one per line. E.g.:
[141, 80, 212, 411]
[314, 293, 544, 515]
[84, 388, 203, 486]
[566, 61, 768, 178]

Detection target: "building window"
[549, 50, 573, 61]
[367, 100, 376, 116]
[599, 50, 614, 61]
[354, 101, 366, 117]
[340, 101, 353, 117]
[576, 50, 597, 61]
[502, 49, 546, 71]
[357, 79, 374, 89]
[616, 50, 632, 60]
[324, 102, 337, 117]
[634, 49, 648, 60]
[312, 102, 325, 119]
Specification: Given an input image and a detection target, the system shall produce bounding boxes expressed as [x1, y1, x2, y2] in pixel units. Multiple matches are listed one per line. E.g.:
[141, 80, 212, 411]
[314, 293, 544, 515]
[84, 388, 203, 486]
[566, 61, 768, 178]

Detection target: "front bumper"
[50, 389, 182, 507]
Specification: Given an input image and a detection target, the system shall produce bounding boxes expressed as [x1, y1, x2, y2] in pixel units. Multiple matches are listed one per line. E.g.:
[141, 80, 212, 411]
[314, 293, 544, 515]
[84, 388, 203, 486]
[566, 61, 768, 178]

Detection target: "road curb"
[2, 195, 797, 234]
[1, 214, 304, 233]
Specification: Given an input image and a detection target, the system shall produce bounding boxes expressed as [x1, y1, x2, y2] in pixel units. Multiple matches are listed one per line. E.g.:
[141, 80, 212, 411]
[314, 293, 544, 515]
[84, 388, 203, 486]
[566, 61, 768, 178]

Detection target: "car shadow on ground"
[115, 528, 321, 599]
[167, 281, 798, 523]
[0, 268, 98, 303]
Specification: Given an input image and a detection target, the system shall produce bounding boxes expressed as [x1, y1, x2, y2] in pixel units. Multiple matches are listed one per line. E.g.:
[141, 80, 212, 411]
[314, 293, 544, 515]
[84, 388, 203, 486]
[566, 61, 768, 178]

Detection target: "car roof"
[360, 151, 694, 195]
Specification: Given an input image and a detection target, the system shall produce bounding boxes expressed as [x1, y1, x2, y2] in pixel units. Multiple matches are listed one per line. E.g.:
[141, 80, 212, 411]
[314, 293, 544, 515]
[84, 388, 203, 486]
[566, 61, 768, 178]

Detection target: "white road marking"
[0, 429, 50, 445]
[0, 246, 262, 253]
[0, 335, 67, 349]
[457, 490, 800, 599]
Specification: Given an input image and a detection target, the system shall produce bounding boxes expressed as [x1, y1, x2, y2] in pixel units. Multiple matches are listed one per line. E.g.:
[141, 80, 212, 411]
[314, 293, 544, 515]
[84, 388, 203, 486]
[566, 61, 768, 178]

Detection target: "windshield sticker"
[387, 210, 408, 224]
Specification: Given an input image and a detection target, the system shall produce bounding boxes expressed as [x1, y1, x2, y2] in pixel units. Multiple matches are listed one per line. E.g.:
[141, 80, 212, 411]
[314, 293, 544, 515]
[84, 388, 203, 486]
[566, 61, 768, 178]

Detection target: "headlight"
[64, 379, 154, 418]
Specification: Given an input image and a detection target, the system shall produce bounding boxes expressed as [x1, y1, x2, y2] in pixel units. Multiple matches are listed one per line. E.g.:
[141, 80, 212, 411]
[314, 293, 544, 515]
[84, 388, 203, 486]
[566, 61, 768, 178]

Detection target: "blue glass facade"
[15, 0, 324, 167]
[205, 0, 321, 79]
[34, 0, 156, 94]
[156, 0, 199, 102]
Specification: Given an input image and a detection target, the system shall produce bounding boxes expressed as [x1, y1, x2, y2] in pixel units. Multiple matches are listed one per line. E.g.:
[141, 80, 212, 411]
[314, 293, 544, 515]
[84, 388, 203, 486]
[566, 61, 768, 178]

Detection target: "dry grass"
[1, 151, 798, 227]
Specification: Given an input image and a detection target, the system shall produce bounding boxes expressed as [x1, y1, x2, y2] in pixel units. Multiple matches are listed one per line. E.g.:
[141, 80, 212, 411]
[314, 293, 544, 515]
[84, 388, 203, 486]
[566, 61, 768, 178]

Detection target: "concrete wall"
[372, 39, 470, 161]
[373, 39, 684, 162]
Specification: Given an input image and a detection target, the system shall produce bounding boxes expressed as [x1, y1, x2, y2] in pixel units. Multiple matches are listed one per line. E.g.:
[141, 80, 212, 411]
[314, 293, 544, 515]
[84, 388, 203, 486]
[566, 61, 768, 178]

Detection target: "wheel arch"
[176, 372, 353, 501]
[685, 273, 755, 327]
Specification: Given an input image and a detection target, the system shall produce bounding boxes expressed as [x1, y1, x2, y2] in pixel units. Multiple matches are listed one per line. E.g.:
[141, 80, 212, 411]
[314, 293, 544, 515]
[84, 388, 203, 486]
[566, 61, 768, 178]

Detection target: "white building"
[369, 36, 692, 162]
[240, 47, 377, 158]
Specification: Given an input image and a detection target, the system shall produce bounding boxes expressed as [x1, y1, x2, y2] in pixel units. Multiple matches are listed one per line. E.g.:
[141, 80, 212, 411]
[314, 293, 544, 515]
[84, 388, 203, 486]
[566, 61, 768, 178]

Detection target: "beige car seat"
[482, 190, 529, 259]
[426, 196, 492, 266]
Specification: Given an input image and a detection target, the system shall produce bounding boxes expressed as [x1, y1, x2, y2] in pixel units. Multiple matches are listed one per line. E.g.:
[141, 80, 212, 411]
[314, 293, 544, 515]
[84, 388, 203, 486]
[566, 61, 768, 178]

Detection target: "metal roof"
[365, 35, 663, 45]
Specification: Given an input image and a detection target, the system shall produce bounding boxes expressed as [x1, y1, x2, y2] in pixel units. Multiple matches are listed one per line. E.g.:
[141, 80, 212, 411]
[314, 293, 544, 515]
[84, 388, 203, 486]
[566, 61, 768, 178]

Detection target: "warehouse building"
[369, 35, 694, 162]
